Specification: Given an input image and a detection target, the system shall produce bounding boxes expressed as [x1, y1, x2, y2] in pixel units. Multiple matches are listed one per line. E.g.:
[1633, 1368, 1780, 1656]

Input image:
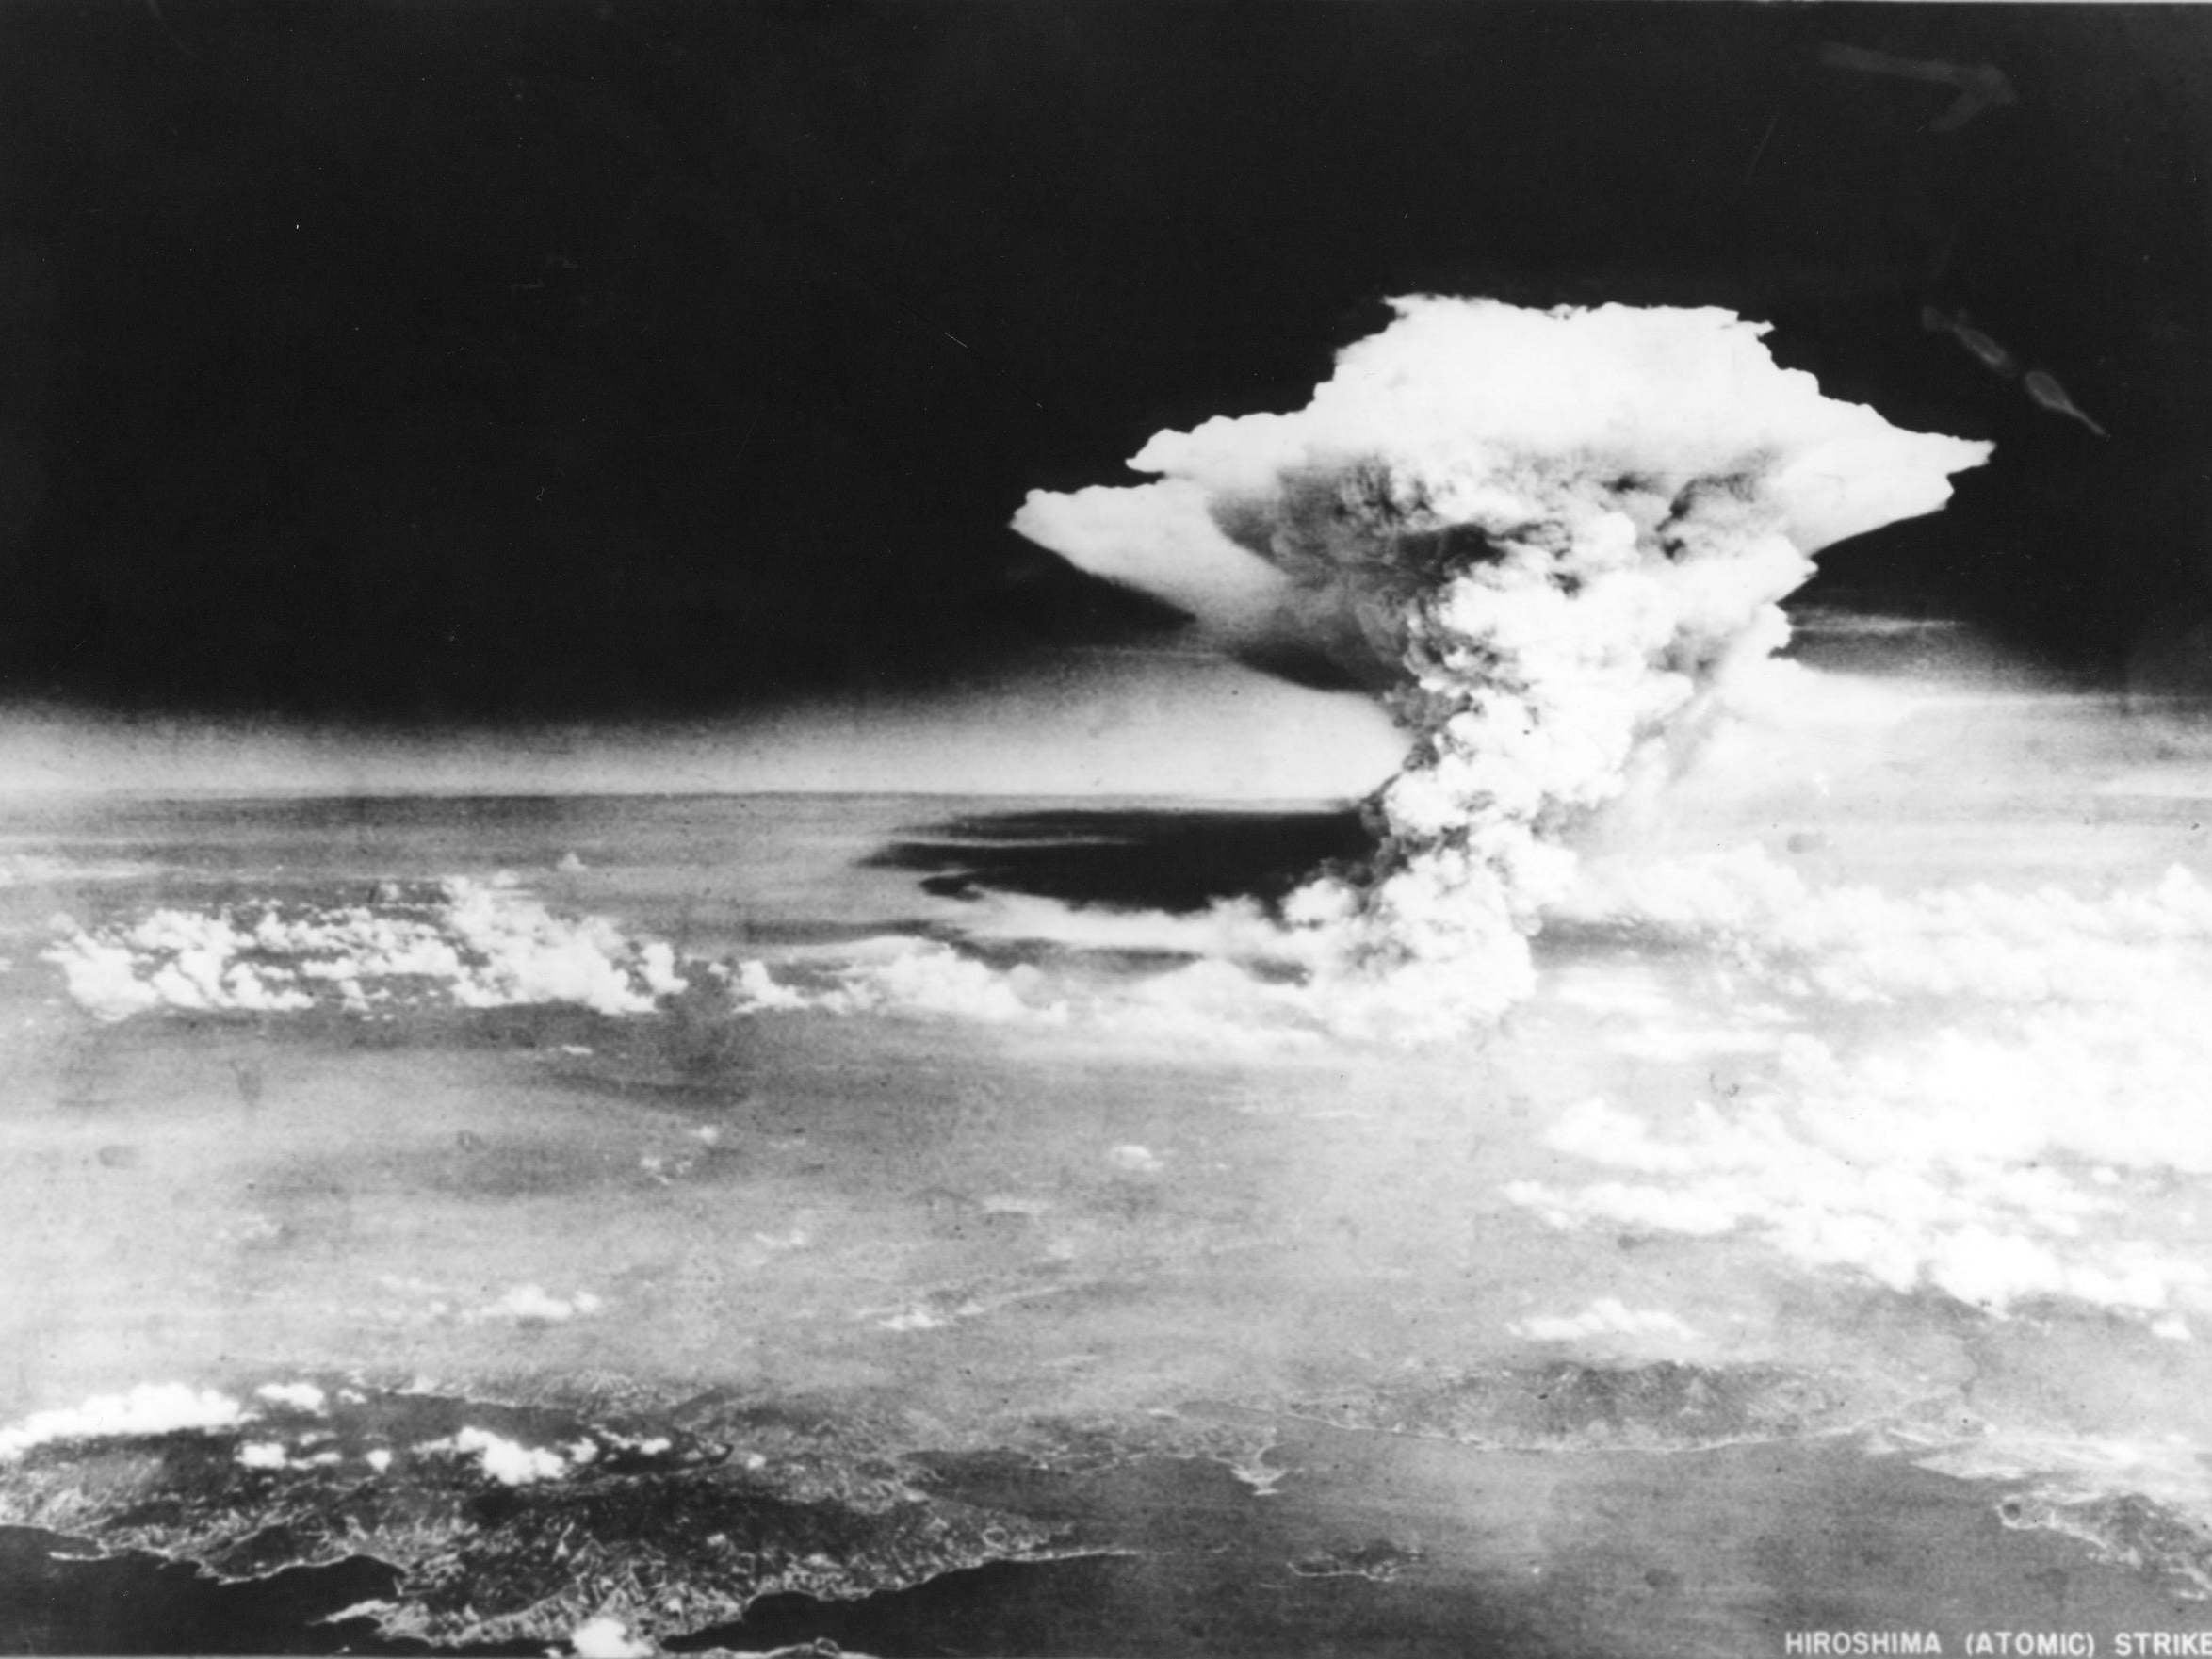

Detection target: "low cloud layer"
[1514, 852, 2212, 1320]
[0, 1383, 250, 1461]
[45, 876, 687, 1021]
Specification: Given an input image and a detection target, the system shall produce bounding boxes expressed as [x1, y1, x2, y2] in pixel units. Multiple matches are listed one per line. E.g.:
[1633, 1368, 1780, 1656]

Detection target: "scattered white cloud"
[253, 1381, 328, 1415]
[570, 1614, 657, 1658]
[878, 1307, 953, 1333]
[727, 935, 1358, 1051]
[467, 1285, 605, 1325]
[425, 1426, 571, 1487]
[43, 932, 164, 1021]
[0, 1383, 248, 1460]
[826, 939, 1069, 1026]
[44, 878, 687, 1021]
[1509, 1298, 1699, 1344]
[727, 959, 813, 1012]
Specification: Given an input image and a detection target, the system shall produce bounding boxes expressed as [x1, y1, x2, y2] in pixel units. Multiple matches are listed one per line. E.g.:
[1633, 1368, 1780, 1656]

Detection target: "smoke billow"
[1016, 299, 1990, 1034]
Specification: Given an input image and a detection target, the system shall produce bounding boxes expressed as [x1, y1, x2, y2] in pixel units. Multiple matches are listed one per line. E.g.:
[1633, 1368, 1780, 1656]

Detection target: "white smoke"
[1017, 298, 1989, 1035]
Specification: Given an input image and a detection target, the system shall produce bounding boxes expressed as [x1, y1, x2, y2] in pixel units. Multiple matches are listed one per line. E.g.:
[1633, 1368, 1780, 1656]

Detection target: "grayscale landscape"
[3, 6, 2211, 1655]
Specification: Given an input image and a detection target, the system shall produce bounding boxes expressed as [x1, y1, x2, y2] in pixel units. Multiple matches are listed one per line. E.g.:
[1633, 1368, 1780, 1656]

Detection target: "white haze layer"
[1017, 298, 1989, 1037]
[1513, 849, 2212, 1319]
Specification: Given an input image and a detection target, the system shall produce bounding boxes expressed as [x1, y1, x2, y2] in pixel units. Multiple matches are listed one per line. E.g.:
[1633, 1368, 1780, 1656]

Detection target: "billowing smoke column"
[1015, 299, 1991, 1036]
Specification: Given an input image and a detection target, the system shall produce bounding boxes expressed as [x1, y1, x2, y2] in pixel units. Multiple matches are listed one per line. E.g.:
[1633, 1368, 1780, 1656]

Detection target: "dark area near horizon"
[871, 805, 1372, 913]
[2, 2, 2208, 721]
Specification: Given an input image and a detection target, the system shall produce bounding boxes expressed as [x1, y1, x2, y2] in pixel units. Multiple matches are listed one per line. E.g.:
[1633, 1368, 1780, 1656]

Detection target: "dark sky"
[2, 2, 2208, 722]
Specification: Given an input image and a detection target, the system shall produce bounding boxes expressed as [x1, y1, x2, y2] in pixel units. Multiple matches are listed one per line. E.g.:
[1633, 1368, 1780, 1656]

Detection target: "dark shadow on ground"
[867, 807, 1374, 914]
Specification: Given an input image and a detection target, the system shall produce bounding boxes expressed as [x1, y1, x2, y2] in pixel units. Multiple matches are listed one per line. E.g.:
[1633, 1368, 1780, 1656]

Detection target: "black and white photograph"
[2, 3, 2210, 1653]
